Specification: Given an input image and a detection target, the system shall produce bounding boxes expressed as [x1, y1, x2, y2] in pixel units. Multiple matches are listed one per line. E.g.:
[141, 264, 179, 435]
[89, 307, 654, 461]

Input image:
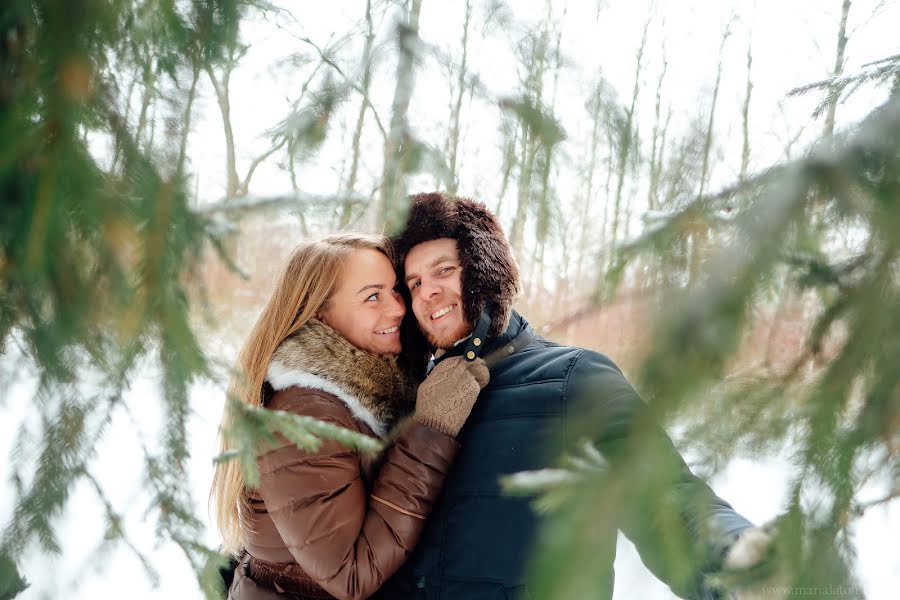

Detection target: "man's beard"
[424, 320, 472, 350]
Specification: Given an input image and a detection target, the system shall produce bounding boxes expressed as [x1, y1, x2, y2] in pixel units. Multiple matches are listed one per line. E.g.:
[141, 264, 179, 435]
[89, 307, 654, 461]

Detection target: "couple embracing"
[211, 192, 759, 600]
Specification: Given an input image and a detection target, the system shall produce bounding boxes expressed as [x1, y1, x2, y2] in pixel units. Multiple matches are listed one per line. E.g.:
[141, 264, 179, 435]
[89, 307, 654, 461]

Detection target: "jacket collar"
[266, 319, 416, 436]
[432, 310, 530, 366]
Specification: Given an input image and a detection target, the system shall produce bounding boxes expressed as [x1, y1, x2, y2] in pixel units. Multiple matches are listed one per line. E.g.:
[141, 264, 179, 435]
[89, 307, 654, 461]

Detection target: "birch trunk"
[206, 62, 240, 198]
[378, 0, 423, 233]
[609, 13, 650, 264]
[176, 62, 202, 178]
[134, 60, 158, 150]
[446, 0, 472, 195]
[824, 0, 852, 137]
[740, 38, 754, 183]
[339, 0, 376, 227]
[691, 24, 731, 285]
[647, 56, 667, 211]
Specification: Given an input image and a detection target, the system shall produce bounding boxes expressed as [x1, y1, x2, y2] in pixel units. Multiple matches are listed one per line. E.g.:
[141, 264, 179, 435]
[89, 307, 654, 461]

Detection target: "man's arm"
[565, 350, 754, 598]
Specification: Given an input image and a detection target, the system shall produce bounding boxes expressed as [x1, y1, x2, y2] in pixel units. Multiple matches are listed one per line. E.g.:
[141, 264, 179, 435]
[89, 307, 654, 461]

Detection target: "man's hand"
[725, 525, 775, 570]
[718, 522, 782, 600]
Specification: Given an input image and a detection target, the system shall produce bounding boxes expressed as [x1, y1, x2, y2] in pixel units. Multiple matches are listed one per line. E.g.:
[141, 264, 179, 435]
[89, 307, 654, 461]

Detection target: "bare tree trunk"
[533, 20, 563, 265]
[378, 0, 423, 233]
[602, 125, 614, 247]
[509, 20, 550, 258]
[740, 37, 754, 183]
[647, 54, 667, 211]
[536, 236, 547, 303]
[691, 23, 731, 285]
[206, 46, 285, 200]
[339, 0, 376, 227]
[824, 0, 852, 137]
[510, 119, 537, 257]
[609, 12, 650, 264]
[524, 234, 539, 301]
[557, 212, 572, 311]
[592, 127, 615, 293]
[176, 62, 202, 178]
[147, 99, 157, 152]
[574, 80, 605, 292]
[496, 118, 519, 215]
[111, 66, 141, 174]
[122, 67, 139, 132]
[645, 60, 669, 290]
[623, 125, 639, 242]
[542, 20, 563, 197]
[658, 107, 671, 177]
[286, 143, 310, 237]
[648, 105, 672, 292]
[134, 60, 158, 149]
[698, 24, 730, 198]
[446, 0, 472, 195]
[241, 141, 286, 195]
[206, 61, 241, 198]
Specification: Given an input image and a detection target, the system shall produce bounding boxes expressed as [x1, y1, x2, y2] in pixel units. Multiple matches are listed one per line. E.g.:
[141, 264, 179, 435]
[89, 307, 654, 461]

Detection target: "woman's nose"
[386, 291, 406, 318]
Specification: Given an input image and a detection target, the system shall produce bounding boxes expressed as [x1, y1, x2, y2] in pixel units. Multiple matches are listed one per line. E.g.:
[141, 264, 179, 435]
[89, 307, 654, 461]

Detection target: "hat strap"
[463, 302, 493, 362]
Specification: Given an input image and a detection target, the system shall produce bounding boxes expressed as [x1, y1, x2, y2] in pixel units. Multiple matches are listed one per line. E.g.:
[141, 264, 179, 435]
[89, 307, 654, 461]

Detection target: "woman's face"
[318, 248, 405, 355]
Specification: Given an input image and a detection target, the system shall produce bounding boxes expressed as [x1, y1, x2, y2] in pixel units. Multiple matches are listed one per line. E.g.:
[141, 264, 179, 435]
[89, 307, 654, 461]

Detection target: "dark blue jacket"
[382, 311, 753, 599]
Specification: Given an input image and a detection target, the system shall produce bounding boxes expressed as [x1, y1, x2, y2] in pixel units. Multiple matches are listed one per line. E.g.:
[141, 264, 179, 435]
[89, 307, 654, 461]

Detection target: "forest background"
[2, 0, 899, 598]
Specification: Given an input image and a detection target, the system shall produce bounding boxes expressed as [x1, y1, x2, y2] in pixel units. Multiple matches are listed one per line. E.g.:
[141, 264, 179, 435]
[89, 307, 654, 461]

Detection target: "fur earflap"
[267, 319, 416, 436]
[394, 192, 521, 337]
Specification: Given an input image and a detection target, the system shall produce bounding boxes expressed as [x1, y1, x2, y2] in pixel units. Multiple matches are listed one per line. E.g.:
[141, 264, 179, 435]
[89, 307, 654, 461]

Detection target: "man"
[383, 192, 764, 599]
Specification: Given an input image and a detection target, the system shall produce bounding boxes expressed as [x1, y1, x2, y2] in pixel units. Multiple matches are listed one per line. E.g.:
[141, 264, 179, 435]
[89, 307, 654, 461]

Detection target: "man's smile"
[430, 304, 457, 321]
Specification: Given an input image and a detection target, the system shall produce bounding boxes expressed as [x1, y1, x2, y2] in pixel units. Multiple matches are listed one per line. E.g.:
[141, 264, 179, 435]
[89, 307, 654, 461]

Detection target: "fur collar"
[266, 319, 415, 437]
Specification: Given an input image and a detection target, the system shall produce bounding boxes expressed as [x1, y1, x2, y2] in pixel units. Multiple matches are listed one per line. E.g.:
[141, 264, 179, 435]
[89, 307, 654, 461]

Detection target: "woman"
[211, 233, 488, 600]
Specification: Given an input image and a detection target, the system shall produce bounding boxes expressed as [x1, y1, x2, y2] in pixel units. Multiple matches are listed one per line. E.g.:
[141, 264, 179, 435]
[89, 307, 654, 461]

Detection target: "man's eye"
[439, 266, 454, 275]
[409, 281, 421, 289]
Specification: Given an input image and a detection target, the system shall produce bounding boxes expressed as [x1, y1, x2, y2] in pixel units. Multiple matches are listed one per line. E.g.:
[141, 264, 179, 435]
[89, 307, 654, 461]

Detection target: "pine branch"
[501, 440, 609, 514]
[240, 138, 288, 195]
[787, 54, 900, 97]
[217, 400, 383, 478]
[0, 551, 28, 600]
[853, 488, 900, 515]
[292, 33, 387, 139]
[82, 471, 161, 587]
[193, 192, 368, 217]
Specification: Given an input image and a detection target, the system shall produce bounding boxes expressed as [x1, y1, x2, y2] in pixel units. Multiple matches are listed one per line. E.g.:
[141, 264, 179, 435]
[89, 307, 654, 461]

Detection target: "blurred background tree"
[2, 0, 898, 598]
[1, 0, 249, 597]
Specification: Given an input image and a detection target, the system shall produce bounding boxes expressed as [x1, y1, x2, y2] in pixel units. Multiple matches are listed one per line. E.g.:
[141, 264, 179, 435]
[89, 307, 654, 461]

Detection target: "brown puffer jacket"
[227, 320, 460, 600]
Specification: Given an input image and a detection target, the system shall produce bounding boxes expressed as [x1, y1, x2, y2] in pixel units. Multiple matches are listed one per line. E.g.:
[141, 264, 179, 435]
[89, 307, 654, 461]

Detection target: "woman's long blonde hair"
[211, 233, 394, 556]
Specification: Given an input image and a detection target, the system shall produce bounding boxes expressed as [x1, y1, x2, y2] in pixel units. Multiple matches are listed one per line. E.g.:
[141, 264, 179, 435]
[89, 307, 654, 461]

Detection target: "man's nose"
[419, 279, 441, 298]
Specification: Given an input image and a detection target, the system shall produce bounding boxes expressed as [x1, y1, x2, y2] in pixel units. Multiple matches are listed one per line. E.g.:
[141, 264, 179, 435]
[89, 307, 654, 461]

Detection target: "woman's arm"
[257, 388, 458, 600]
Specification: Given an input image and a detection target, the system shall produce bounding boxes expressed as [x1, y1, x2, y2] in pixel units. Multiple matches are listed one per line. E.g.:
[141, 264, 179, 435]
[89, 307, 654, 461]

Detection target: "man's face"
[404, 238, 471, 349]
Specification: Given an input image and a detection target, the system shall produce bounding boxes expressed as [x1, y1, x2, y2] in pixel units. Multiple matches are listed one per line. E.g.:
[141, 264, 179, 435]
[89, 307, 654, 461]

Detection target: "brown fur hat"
[394, 191, 520, 337]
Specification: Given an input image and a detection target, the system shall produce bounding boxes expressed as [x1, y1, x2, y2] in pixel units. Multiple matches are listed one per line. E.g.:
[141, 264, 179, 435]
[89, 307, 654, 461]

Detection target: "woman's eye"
[365, 293, 379, 302]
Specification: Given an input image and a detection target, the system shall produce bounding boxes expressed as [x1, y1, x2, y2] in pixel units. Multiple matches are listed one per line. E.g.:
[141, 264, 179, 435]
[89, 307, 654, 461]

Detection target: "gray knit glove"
[414, 357, 490, 437]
